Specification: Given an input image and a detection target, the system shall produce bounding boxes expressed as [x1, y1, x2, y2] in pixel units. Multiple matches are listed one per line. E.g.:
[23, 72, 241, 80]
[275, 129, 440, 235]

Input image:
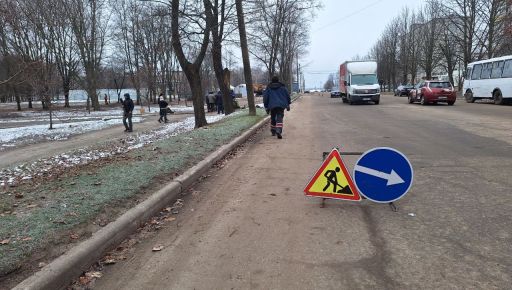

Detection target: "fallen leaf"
[164, 217, 176, 222]
[86, 271, 103, 278]
[163, 207, 172, 212]
[70, 233, 79, 240]
[150, 219, 160, 225]
[0, 239, 10, 245]
[22, 237, 32, 241]
[38, 262, 47, 268]
[15, 192, 24, 199]
[152, 245, 164, 252]
[79, 275, 92, 285]
[103, 259, 116, 265]
[27, 204, 38, 209]
[93, 182, 102, 186]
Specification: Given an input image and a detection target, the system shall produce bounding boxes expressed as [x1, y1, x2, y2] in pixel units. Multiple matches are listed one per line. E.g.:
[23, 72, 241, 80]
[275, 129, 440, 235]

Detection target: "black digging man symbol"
[322, 167, 353, 195]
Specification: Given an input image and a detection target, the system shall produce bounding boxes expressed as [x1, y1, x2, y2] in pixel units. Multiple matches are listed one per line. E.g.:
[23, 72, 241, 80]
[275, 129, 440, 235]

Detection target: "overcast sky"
[303, 0, 427, 89]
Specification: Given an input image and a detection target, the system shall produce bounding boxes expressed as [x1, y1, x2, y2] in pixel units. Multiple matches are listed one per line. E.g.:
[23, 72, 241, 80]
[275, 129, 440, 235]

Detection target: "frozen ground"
[0, 105, 195, 149]
[0, 112, 237, 187]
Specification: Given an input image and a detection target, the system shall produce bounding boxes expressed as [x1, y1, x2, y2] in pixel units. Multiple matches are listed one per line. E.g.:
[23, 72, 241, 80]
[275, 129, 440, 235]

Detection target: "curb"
[13, 114, 271, 290]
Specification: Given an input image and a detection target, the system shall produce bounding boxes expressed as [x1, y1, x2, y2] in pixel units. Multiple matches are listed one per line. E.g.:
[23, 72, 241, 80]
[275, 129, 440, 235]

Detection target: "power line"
[315, 0, 384, 32]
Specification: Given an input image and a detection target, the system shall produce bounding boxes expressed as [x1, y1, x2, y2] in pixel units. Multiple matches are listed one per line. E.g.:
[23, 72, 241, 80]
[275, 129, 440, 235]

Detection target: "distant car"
[330, 90, 341, 98]
[394, 85, 414, 96]
[408, 80, 456, 105]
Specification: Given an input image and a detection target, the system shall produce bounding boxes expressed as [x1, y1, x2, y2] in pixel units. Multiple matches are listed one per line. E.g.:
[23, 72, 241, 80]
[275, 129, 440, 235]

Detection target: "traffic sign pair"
[304, 147, 413, 203]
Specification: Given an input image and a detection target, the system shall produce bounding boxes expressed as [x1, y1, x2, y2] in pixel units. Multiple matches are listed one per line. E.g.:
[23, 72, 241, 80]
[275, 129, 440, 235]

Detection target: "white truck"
[339, 61, 381, 105]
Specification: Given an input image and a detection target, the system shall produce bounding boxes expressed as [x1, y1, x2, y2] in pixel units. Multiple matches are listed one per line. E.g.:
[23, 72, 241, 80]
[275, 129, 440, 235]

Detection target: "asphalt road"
[94, 93, 512, 289]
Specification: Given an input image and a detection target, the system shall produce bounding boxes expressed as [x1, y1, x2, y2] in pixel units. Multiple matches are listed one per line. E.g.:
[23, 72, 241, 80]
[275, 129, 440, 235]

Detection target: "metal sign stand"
[321, 150, 398, 212]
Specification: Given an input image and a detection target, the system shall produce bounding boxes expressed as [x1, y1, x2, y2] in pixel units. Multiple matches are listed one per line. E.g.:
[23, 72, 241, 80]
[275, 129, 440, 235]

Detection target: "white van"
[339, 61, 381, 105]
[463, 55, 512, 105]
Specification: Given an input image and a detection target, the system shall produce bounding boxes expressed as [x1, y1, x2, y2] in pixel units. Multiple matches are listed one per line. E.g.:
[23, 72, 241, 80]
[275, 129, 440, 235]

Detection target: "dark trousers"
[123, 112, 133, 131]
[270, 108, 285, 134]
[159, 109, 168, 122]
[217, 103, 224, 114]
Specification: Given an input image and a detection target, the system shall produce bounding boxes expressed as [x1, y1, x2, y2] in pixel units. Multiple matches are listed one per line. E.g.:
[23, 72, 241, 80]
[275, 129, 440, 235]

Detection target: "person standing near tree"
[215, 90, 224, 114]
[158, 94, 169, 123]
[208, 91, 216, 112]
[263, 76, 291, 139]
[122, 93, 134, 132]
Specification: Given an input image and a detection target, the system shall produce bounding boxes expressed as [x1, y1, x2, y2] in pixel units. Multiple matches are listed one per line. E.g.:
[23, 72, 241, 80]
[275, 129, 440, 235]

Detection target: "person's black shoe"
[158, 119, 161, 123]
[276, 133, 282, 139]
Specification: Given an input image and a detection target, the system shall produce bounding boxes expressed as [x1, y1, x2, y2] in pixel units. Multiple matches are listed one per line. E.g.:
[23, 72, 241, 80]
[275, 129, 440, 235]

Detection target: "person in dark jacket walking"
[158, 94, 169, 123]
[264, 76, 291, 139]
[122, 93, 134, 132]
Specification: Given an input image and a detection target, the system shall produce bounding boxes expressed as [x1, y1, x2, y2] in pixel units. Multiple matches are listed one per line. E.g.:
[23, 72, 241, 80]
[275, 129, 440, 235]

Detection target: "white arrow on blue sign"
[353, 147, 413, 203]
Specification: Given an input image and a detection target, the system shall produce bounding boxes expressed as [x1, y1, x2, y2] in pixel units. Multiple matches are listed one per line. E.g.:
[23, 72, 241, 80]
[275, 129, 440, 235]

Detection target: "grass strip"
[0, 109, 265, 277]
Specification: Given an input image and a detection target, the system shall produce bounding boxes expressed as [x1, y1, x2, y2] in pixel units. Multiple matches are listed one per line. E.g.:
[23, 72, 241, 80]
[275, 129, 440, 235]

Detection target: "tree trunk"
[211, 43, 234, 115]
[63, 77, 70, 108]
[172, 0, 210, 128]
[15, 91, 21, 111]
[28, 97, 32, 109]
[186, 66, 208, 128]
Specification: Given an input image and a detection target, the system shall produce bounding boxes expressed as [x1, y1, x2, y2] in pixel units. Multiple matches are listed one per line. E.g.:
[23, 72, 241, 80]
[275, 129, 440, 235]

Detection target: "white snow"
[0, 111, 240, 187]
[0, 105, 195, 148]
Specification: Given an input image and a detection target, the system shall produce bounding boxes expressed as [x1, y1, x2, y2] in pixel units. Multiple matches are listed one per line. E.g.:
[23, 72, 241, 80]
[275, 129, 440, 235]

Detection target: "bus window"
[471, 64, 482, 80]
[491, 61, 504, 78]
[502, 60, 512, 78]
[480, 63, 492, 79]
[465, 68, 472, 79]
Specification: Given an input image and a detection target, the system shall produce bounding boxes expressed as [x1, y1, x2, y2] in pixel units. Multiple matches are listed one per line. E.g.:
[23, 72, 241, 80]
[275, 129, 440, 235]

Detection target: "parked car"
[330, 90, 341, 98]
[408, 81, 456, 105]
[394, 84, 414, 96]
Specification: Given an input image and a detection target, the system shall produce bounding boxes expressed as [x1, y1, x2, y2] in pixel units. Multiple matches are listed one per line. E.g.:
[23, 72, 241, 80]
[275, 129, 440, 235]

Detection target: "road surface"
[94, 93, 512, 289]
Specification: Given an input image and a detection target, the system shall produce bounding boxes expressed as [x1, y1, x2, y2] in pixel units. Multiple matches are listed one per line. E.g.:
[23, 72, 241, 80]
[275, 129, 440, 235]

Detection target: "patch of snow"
[0, 112, 235, 187]
[0, 118, 142, 145]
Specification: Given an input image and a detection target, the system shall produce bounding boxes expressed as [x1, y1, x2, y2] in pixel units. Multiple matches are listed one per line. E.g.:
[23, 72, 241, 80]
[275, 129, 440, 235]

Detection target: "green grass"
[0, 109, 265, 276]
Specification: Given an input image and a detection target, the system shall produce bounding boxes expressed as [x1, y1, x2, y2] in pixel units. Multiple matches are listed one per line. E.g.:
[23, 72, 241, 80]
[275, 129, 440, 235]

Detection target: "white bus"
[463, 55, 512, 105]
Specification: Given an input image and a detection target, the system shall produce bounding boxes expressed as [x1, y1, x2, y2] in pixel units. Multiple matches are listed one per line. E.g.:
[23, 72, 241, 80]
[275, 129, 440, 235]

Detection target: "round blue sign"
[353, 147, 413, 203]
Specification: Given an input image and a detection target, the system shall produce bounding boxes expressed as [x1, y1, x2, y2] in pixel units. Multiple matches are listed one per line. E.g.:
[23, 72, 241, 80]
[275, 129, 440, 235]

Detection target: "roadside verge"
[13, 113, 271, 290]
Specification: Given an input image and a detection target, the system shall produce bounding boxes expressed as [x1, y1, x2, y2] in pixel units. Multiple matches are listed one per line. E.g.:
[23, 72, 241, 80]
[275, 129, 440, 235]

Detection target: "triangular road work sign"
[304, 149, 361, 201]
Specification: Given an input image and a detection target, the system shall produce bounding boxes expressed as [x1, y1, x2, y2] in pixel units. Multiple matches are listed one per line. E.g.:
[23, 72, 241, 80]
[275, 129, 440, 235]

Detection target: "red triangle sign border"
[304, 149, 362, 201]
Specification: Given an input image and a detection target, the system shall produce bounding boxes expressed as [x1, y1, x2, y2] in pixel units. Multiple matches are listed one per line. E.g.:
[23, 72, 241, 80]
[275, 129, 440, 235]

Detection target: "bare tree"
[416, 2, 441, 79]
[204, 0, 236, 115]
[323, 74, 334, 91]
[235, 0, 255, 115]
[440, 0, 484, 69]
[248, 0, 320, 90]
[65, 0, 109, 111]
[478, 0, 509, 58]
[171, 0, 210, 128]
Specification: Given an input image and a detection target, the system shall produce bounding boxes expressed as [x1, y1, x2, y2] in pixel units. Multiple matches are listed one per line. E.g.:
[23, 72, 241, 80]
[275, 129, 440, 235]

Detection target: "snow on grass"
[0, 117, 143, 145]
[0, 112, 238, 187]
[0, 106, 195, 148]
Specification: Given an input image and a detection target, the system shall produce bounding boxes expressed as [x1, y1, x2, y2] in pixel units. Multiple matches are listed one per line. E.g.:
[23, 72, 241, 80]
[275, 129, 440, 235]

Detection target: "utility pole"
[296, 52, 300, 93]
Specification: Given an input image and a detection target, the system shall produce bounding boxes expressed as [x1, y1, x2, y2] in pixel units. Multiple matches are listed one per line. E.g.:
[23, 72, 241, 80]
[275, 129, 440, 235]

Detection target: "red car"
[408, 80, 456, 105]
